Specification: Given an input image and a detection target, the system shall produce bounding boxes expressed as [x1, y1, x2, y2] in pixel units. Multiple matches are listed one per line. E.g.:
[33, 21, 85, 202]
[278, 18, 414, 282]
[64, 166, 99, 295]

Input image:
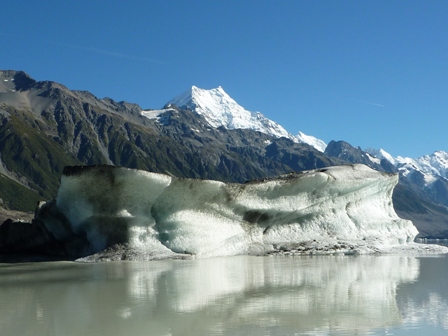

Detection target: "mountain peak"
[416, 150, 448, 179]
[0, 70, 36, 92]
[167, 85, 295, 140]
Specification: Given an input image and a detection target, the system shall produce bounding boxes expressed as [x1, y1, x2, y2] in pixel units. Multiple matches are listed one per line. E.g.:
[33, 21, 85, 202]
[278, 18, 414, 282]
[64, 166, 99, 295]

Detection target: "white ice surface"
[47, 164, 422, 258]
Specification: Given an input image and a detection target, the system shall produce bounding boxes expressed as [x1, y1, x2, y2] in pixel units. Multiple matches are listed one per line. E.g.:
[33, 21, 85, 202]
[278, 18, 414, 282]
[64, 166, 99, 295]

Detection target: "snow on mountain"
[394, 156, 420, 176]
[415, 151, 448, 179]
[296, 131, 327, 152]
[141, 108, 172, 120]
[167, 85, 294, 140]
[393, 151, 448, 188]
[365, 153, 381, 165]
[365, 148, 448, 188]
[365, 148, 397, 165]
[366, 148, 422, 179]
[366, 148, 448, 179]
[165, 85, 327, 151]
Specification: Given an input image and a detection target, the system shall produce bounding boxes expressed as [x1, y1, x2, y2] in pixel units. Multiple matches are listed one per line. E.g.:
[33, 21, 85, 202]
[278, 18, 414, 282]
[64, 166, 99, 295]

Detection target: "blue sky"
[2, 1, 447, 158]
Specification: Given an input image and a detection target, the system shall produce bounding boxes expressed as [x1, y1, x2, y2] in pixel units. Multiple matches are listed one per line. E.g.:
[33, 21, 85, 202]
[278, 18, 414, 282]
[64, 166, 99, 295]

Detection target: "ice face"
[43, 164, 418, 258]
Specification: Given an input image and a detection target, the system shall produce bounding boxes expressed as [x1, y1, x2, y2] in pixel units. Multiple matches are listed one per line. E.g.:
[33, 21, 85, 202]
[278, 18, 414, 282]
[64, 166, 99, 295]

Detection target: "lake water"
[1, 252, 448, 336]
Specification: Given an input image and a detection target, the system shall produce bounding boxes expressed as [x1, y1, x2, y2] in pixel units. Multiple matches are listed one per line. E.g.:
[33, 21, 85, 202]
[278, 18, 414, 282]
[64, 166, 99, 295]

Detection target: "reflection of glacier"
[401, 293, 448, 330]
[37, 164, 418, 259]
[159, 256, 420, 335]
[0, 255, 427, 336]
[396, 255, 448, 331]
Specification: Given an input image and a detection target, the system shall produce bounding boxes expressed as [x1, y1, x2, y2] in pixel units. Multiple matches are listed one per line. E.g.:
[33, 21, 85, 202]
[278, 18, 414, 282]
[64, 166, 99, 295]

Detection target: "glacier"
[28, 163, 435, 261]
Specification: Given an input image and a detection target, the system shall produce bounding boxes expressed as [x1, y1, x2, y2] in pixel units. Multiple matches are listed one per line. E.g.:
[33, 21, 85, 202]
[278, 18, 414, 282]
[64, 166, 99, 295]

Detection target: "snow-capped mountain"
[165, 86, 327, 152]
[167, 85, 293, 139]
[365, 148, 448, 211]
[296, 131, 327, 153]
[366, 149, 448, 184]
[364, 148, 397, 165]
[412, 151, 448, 179]
[394, 151, 448, 190]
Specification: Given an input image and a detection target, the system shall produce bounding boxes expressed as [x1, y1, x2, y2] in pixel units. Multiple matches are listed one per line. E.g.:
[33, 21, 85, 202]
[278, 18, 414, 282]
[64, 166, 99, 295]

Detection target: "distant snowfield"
[35, 164, 447, 262]
[141, 108, 175, 120]
[140, 109, 165, 119]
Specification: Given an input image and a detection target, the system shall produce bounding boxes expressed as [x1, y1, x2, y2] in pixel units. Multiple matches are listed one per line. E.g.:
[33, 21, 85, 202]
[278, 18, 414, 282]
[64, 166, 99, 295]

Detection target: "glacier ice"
[34, 164, 422, 260]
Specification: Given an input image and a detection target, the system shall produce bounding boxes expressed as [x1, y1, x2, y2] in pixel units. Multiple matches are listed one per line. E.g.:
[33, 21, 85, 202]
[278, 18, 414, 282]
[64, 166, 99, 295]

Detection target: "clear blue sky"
[2, 1, 447, 158]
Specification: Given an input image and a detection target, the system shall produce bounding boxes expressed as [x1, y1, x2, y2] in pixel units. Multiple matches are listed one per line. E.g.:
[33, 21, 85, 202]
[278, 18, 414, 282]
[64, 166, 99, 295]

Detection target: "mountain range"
[1, 70, 447, 238]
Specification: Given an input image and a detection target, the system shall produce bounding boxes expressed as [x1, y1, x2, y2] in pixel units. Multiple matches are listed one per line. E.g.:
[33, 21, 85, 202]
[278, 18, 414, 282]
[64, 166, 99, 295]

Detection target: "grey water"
[1, 253, 448, 336]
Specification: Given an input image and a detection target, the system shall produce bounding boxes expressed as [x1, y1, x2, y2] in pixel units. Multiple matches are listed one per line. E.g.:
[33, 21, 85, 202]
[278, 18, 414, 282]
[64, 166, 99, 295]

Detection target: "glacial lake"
[1, 252, 448, 336]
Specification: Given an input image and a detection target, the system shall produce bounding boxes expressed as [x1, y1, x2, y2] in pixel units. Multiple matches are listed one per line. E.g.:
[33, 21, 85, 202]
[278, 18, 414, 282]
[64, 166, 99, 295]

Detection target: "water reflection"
[395, 255, 448, 332]
[0, 255, 447, 335]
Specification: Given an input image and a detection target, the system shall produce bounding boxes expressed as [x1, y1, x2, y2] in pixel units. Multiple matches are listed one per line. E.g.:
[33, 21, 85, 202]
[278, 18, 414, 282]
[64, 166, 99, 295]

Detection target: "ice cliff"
[29, 164, 422, 261]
